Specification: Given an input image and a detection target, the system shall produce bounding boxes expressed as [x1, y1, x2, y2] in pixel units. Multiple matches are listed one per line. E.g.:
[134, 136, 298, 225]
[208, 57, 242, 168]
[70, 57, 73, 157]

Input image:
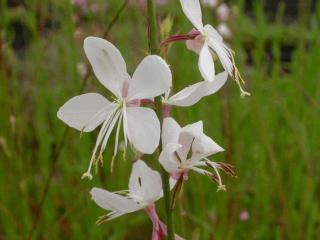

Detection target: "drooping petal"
[180, 0, 204, 31]
[208, 41, 233, 76]
[162, 117, 181, 147]
[84, 37, 129, 97]
[198, 43, 215, 82]
[127, 55, 172, 100]
[90, 188, 142, 220]
[192, 134, 224, 160]
[204, 26, 234, 76]
[159, 143, 182, 174]
[126, 107, 160, 154]
[177, 121, 203, 160]
[129, 160, 162, 203]
[57, 93, 115, 132]
[203, 71, 228, 96]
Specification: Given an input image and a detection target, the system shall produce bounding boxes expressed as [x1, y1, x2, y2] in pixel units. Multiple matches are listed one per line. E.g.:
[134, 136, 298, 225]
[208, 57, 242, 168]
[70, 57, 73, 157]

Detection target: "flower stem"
[147, 1, 175, 240]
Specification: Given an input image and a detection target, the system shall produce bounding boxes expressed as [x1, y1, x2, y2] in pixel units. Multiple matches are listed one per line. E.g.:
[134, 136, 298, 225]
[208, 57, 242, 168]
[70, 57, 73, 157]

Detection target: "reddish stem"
[162, 104, 171, 118]
[160, 31, 201, 46]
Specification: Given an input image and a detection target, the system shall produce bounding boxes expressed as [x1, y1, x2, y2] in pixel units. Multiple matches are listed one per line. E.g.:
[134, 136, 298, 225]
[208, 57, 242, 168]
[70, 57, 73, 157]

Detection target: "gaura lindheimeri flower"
[57, 37, 172, 179]
[162, 0, 249, 97]
[159, 117, 236, 191]
[90, 160, 183, 240]
[162, 71, 228, 108]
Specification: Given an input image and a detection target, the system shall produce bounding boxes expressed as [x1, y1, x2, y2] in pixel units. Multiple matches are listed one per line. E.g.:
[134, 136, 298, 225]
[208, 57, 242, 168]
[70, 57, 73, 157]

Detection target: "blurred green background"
[1, 0, 320, 239]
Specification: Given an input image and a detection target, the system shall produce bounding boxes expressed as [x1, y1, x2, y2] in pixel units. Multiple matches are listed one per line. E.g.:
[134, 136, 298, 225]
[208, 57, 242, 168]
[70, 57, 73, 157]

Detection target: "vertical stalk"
[147, 1, 175, 240]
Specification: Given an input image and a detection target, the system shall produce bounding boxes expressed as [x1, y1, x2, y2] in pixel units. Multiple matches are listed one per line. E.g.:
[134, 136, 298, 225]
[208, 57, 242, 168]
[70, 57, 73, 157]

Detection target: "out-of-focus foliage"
[0, 0, 319, 239]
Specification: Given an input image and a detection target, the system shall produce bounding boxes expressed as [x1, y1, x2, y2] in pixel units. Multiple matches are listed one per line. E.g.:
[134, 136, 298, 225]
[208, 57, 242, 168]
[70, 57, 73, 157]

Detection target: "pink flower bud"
[239, 210, 250, 221]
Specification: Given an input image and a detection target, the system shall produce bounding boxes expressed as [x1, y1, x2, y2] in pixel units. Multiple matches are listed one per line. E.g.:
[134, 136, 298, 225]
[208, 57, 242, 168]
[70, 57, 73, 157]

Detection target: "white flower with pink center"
[159, 117, 236, 191]
[57, 37, 172, 179]
[90, 160, 183, 240]
[180, 0, 250, 97]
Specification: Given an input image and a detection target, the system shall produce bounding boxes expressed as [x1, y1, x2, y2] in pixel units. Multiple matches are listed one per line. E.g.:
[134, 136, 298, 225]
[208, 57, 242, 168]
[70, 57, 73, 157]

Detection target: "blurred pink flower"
[72, 0, 87, 9]
[216, 3, 230, 21]
[217, 23, 232, 39]
[239, 210, 250, 221]
[201, 0, 218, 8]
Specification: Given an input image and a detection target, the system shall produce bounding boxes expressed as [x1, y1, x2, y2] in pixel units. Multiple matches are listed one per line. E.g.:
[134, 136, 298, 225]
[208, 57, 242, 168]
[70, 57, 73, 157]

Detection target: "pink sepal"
[145, 204, 184, 240]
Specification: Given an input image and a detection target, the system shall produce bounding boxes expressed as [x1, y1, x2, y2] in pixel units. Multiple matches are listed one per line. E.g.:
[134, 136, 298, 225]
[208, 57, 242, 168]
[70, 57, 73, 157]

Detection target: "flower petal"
[168, 71, 228, 107]
[168, 82, 203, 107]
[204, 27, 234, 76]
[204, 24, 223, 42]
[199, 43, 215, 82]
[177, 121, 203, 160]
[129, 160, 162, 203]
[162, 117, 181, 147]
[84, 37, 129, 97]
[159, 143, 182, 174]
[57, 93, 114, 132]
[127, 55, 172, 100]
[180, 0, 204, 31]
[90, 187, 141, 220]
[203, 71, 228, 96]
[192, 133, 224, 160]
[126, 107, 160, 154]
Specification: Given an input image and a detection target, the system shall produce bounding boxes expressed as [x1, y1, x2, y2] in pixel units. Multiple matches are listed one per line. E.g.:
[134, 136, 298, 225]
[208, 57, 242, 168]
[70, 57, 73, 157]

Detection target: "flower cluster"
[57, 0, 246, 239]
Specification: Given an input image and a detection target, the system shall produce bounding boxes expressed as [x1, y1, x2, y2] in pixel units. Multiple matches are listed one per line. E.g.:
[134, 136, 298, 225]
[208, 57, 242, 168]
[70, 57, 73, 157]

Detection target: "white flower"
[90, 160, 184, 239]
[163, 71, 228, 107]
[159, 117, 236, 191]
[57, 37, 172, 179]
[180, 0, 250, 97]
[90, 160, 163, 221]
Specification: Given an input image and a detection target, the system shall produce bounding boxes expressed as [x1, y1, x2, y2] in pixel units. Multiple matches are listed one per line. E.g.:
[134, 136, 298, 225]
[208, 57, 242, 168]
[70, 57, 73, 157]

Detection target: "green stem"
[147, 1, 175, 240]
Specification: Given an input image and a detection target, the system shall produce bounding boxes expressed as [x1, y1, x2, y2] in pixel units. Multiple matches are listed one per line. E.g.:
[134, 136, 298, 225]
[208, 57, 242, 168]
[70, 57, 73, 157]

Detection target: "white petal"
[168, 71, 227, 107]
[180, 0, 204, 31]
[57, 93, 114, 132]
[204, 24, 223, 42]
[192, 134, 224, 159]
[127, 55, 172, 100]
[177, 121, 203, 160]
[90, 188, 141, 220]
[203, 71, 228, 96]
[182, 120, 203, 137]
[205, 31, 233, 76]
[168, 82, 203, 107]
[84, 37, 129, 97]
[159, 143, 182, 174]
[129, 160, 162, 203]
[162, 117, 181, 147]
[126, 107, 160, 154]
[199, 43, 215, 82]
